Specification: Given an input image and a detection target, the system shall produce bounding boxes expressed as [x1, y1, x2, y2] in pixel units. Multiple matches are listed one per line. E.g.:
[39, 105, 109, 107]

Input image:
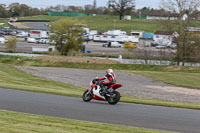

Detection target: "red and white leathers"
[98, 69, 116, 88]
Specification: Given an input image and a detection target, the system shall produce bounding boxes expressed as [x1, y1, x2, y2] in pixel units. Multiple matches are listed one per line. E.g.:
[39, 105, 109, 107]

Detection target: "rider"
[96, 69, 116, 95]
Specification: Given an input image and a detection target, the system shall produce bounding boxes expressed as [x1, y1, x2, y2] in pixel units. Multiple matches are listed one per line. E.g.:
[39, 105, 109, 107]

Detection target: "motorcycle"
[82, 79, 122, 105]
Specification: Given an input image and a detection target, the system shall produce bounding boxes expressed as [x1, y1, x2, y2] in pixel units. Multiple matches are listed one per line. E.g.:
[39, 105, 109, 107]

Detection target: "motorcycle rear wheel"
[82, 90, 92, 102]
[107, 91, 120, 105]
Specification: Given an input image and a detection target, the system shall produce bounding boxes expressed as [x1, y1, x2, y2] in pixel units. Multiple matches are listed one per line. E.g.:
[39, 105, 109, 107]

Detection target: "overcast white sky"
[0, 0, 161, 9]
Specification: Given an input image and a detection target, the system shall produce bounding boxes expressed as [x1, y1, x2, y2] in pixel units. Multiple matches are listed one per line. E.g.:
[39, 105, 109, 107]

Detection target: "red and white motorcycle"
[82, 79, 122, 105]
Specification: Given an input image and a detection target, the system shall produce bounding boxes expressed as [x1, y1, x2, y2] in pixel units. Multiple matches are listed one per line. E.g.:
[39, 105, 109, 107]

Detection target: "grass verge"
[132, 71, 200, 89]
[0, 110, 170, 133]
[0, 62, 200, 110]
[0, 63, 84, 98]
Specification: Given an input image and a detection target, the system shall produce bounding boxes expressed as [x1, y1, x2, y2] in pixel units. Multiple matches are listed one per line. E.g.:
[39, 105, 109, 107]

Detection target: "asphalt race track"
[0, 88, 200, 133]
[24, 22, 49, 31]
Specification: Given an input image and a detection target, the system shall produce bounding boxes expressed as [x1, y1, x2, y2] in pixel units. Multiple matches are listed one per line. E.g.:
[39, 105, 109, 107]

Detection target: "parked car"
[39, 39, 49, 44]
[124, 42, 136, 49]
[102, 41, 122, 48]
[0, 37, 5, 44]
[16, 31, 28, 37]
[102, 42, 110, 47]
[156, 45, 167, 49]
[170, 43, 177, 49]
[27, 37, 36, 43]
[110, 41, 122, 48]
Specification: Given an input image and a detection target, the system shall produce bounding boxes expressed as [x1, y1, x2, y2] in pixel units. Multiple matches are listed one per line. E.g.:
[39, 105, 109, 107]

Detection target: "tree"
[4, 36, 17, 53]
[8, 2, 21, 17]
[49, 19, 85, 55]
[0, 5, 10, 18]
[108, 0, 135, 20]
[161, 0, 200, 65]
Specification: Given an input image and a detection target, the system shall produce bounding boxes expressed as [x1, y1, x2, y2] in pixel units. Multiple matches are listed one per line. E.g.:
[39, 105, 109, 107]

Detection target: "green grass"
[3, 15, 200, 33]
[0, 110, 170, 133]
[0, 63, 84, 98]
[0, 18, 10, 27]
[18, 15, 200, 33]
[18, 15, 165, 33]
[132, 71, 200, 89]
[122, 96, 200, 110]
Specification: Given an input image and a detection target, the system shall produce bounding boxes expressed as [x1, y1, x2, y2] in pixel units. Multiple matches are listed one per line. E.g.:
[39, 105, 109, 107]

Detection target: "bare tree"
[161, 0, 200, 66]
[108, 0, 135, 20]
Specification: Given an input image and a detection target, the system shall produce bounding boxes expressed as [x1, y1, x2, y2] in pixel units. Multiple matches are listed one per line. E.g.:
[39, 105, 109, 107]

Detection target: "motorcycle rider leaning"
[95, 69, 116, 95]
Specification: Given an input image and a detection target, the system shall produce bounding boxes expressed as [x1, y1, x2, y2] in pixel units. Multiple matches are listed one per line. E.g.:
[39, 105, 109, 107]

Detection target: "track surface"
[0, 88, 200, 133]
[25, 22, 49, 31]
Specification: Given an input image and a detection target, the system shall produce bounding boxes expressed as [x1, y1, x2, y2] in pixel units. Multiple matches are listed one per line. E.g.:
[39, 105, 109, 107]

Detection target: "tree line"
[0, 1, 167, 19]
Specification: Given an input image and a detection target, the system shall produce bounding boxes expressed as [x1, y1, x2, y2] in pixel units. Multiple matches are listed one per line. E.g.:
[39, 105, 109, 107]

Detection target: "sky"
[0, 0, 161, 9]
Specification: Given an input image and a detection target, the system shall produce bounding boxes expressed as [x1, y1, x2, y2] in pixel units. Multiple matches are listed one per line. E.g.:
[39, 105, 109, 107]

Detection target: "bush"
[4, 36, 17, 53]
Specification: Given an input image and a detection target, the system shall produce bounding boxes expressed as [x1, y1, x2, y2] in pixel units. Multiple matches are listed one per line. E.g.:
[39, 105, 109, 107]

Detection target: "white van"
[0, 37, 5, 44]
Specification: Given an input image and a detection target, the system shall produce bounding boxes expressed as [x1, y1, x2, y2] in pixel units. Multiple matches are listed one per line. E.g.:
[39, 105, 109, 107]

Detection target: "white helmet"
[106, 69, 116, 77]
[106, 69, 113, 74]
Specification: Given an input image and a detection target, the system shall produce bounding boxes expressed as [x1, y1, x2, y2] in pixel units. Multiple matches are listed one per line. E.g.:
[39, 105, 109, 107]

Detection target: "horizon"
[0, 0, 161, 9]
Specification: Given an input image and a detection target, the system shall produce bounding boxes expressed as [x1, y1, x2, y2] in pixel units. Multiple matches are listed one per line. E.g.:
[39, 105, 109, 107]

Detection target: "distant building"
[147, 12, 188, 21]
[147, 13, 179, 20]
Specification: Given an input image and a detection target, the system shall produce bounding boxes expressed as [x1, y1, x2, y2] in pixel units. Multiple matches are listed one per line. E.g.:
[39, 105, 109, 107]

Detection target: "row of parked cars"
[102, 41, 137, 48]
[27, 38, 50, 44]
[0, 28, 18, 36]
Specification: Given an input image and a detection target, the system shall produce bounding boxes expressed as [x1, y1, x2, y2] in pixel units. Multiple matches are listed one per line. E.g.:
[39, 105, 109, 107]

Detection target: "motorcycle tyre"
[107, 91, 120, 105]
[82, 90, 92, 102]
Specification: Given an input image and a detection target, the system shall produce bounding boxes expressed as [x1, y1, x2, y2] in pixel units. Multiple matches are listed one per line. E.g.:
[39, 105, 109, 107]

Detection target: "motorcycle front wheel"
[107, 91, 120, 105]
[82, 90, 92, 102]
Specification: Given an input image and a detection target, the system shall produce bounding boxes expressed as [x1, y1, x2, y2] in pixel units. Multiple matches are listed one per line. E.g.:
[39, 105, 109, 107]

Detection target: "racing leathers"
[97, 72, 116, 95]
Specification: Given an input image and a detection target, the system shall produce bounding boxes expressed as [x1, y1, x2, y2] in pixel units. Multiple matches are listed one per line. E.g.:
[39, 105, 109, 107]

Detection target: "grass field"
[17, 15, 164, 33]
[18, 15, 200, 33]
[2, 15, 200, 33]
[133, 71, 200, 89]
[0, 63, 84, 97]
[0, 110, 170, 133]
[0, 18, 10, 27]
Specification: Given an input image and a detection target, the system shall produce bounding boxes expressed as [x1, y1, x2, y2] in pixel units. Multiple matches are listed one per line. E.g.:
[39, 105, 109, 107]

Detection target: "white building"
[147, 13, 188, 21]
[147, 13, 179, 20]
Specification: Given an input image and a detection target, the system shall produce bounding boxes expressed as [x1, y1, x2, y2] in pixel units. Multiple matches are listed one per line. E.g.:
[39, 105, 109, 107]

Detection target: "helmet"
[106, 69, 116, 77]
[106, 69, 113, 74]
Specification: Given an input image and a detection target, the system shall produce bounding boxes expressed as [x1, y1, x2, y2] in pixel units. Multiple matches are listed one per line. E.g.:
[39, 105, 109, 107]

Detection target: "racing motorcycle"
[82, 78, 122, 105]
